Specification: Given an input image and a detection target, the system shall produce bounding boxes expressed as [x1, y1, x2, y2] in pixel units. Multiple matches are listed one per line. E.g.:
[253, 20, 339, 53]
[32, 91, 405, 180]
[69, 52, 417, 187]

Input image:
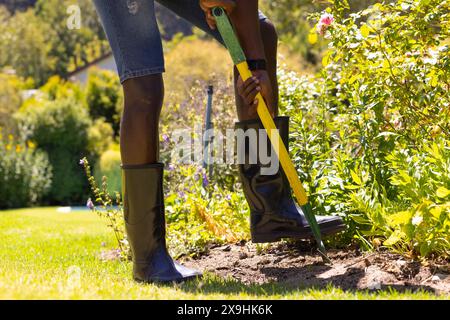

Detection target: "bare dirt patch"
[183, 242, 449, 295]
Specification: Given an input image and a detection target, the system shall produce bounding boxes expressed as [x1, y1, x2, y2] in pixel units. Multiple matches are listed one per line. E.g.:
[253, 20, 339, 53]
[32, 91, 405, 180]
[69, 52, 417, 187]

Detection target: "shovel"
[213, 7, 331, 263]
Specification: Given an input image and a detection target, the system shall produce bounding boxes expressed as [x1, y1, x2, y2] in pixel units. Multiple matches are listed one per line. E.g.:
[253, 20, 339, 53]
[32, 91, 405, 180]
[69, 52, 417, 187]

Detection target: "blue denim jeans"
[93, 0, 267, 83]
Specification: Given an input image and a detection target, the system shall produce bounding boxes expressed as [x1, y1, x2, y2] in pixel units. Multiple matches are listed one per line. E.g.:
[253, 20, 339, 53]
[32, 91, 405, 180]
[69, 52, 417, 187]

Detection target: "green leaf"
[436, 187, 450, 198]
[360, 24, 370, 37]
[384, 230, 405, 246]
[388, 211, 413, 226]
[428, 70, 438, 87]
[429, 206, 442, 219]
[398, 170, 412, 184]
[348, 74, 359, 85]
[322, 51, 331, 67]
[419, 243, 430, 257]
[308, 32, 318, 45]
[350, 169, 362, 185]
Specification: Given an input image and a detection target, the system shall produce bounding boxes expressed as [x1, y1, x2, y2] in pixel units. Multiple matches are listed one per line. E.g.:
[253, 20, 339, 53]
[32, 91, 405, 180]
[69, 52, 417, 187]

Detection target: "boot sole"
[251, 222, 346, 243]
[135, 273, 202, 284]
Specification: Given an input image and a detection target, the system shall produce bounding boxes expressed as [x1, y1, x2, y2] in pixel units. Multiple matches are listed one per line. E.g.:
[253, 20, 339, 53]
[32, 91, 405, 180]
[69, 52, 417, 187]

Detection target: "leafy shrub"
[164, 164, 249, 258]
[94, 144, 121, 196]
[0, 72, 33, 134]
[81, 157, 129, 260]
[260, 0, 380, 65]
[87, 118, 114, 157]
[86, 69, 122, 137]
[0, 132, 52, 209]
[319, 0, 449, 143]
[14, 75, 115, 204]
[163, 37, 232, 106]
[15, 97, 92, 204]
[278, 0, 449, 258]
[38, 75, 85, 102]
[380, 139, 449, 257]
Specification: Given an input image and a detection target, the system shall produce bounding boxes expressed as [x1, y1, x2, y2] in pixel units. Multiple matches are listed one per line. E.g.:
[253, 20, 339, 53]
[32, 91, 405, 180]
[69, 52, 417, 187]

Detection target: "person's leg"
[93, 0, 165, 165]
[154, 1, 346, 242]
[92, 0, 201, 282]
[231, 18, 345, 242]
[121, 74, 163, 165]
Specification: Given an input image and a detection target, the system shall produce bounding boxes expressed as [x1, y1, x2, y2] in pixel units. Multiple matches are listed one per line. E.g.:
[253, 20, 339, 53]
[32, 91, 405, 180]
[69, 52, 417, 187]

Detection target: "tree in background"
[0, 0, 108, 86]
[0, 7, 53, 85]
[34, 0, 109, 82]
[14, 77, 113, 204]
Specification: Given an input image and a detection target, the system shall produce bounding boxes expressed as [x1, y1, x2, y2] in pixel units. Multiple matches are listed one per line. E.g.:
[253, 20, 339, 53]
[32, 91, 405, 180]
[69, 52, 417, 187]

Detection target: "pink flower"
[317, 13, 334, 35]
[320, 13, 334, 26]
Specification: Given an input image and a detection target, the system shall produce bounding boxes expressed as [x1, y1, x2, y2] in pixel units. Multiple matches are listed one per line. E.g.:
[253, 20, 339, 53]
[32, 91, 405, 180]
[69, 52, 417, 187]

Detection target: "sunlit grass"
[0, 208, 446, 300]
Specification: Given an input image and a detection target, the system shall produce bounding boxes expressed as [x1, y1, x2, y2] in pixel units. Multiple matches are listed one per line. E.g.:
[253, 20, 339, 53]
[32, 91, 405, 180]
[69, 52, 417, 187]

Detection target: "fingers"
[238, 76, 261, 106]
[200, 0, 236, 29]
[243, 81, 260, 105]
[206, 10, 216, 29]
[201, 0, 236, 14]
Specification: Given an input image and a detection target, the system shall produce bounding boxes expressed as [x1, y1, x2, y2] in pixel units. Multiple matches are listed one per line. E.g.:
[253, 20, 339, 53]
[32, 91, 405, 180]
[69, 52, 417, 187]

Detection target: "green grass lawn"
[0, 207, 446, 300]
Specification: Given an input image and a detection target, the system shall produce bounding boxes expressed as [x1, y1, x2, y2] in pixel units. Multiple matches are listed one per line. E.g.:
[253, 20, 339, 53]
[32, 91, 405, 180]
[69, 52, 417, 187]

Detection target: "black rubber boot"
[122, 163, 201, 283]
[236, 117, 345, 243]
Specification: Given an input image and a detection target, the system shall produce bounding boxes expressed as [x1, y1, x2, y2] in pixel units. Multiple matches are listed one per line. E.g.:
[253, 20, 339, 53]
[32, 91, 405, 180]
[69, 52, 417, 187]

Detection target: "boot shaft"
[121, 163, 202, 282]
[235, 117, 292, 214]
[121, 163, 167, 263]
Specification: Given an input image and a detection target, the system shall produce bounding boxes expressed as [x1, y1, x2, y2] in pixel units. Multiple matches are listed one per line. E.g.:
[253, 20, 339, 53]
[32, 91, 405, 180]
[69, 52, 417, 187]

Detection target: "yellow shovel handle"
[236, 61, 309, 205]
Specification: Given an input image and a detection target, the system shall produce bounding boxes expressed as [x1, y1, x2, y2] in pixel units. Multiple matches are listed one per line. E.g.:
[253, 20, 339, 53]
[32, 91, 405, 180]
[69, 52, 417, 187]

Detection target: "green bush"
[86, 69, 122, 137]
[15, 97, 92, 204]
[260, 0, 380, 65]
[278, 0, 449, 258]
[94, 145, 121, 195]
[164, 164, 249, 257]
[0, 132, 52, 209]
[39, 75, 85, 102]
[373, 138, 449, 257]
[0, 73, 33, 134]
[87, 118, 114, 157]
[14, 75, 116, 204]
[163, 37, 232, 106]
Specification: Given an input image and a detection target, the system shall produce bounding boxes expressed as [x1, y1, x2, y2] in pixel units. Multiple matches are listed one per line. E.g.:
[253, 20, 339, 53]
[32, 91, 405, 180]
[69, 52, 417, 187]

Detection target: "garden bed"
[183, 242, 450, 295]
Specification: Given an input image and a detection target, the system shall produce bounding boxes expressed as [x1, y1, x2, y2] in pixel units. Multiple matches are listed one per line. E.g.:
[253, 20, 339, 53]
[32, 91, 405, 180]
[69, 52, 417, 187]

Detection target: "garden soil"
[182, 242, 450, 295]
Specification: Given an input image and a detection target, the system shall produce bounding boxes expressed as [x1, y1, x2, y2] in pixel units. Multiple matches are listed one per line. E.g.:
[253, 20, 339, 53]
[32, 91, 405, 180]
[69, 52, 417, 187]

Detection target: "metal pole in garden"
[203, 85, 214, 183]
[212, 7, 331, 263]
